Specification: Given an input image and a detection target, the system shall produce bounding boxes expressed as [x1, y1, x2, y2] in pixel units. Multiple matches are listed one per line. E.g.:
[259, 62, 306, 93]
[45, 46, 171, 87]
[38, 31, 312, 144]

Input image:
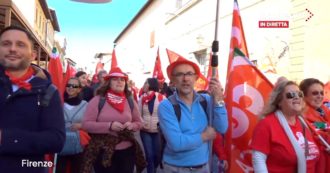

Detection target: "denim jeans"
[140, 131, 161, 173]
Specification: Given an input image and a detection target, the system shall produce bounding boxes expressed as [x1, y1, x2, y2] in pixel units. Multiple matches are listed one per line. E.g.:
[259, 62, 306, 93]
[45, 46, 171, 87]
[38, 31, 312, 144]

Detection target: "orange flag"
[48, 48, 64, 100]
[226, 0, 249, 80]
[166, 48, 208, 91]
[224, 1, 250, 171]
[110, 48, 118, 72]
[225, 48, 273, 172]
[152, 47, 165, 83]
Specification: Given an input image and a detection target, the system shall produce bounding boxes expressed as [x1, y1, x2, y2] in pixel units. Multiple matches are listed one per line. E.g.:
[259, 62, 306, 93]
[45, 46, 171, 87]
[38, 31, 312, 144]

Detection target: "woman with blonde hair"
[251, 80, 320, 173]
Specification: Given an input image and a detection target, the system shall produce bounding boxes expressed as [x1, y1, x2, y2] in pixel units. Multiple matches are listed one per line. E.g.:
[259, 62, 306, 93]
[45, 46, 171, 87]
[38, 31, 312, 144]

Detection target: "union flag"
[152, 47, 165, 83]
[225, 48, 273, 172]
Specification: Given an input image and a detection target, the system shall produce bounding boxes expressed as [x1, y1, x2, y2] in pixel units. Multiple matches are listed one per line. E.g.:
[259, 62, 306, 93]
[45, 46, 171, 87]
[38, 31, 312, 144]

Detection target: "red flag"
[225, 48, 273, 172]
[166, 48, 208, 90]
[226, 0, 249, 81]
[92, 60, 104, 83]
[48, 48, 64, 100]
[224, 1, 250, 171]
[324, 81, 330, 102]
[152, 48, 165, 83]
[63, 63, 76, 88]
[110, 49, 118, 71]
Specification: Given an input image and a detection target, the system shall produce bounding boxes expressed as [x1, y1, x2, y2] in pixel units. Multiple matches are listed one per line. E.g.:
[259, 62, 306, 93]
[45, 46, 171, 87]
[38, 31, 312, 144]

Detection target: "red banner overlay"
[259, 21, 289, 28]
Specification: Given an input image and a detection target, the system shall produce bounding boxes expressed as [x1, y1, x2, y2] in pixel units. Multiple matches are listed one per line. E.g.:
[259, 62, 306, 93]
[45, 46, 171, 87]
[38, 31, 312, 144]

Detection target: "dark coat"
[0, 64, 65, 173]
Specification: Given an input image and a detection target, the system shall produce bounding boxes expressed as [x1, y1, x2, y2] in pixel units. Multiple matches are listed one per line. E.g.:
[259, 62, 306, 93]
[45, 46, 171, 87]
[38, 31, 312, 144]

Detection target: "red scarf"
[106, 89, 126, 113]
[142, 91, 156, 105]
[5, 66, 34, 91]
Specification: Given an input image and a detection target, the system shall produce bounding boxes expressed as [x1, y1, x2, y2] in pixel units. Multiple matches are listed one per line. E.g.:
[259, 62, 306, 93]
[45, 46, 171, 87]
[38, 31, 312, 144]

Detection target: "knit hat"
[104, 67, 128, 81]
[166, 57, 200, 78]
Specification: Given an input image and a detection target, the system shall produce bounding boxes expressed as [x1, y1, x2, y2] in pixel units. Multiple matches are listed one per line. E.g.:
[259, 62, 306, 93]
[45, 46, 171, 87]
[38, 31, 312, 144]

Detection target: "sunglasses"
[66, 84, 80, 88]
[311, 91, 324, 96]
[286, 91, 304, 99]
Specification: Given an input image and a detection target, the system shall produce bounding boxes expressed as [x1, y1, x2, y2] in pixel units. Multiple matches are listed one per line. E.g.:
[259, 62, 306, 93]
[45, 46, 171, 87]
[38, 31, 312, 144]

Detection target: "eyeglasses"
[66, 84, 80, 88]
[172, 72, 196, 78]
[286, 91, 304, 99]
[311, 91, 324, 96]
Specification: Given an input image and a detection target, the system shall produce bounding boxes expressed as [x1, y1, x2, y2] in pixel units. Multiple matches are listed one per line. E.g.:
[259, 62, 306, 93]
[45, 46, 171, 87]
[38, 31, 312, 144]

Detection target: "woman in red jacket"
[300, 78, 330, 173]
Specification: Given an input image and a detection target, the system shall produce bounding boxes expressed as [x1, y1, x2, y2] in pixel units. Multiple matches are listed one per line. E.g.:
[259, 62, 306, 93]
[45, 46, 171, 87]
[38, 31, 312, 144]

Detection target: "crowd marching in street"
[1, 23, 330, 173]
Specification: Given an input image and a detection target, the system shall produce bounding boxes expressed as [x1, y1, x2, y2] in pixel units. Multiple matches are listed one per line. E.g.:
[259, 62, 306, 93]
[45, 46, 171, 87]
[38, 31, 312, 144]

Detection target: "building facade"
[114, 0, 330, 87]
[0, 0, 61, 69]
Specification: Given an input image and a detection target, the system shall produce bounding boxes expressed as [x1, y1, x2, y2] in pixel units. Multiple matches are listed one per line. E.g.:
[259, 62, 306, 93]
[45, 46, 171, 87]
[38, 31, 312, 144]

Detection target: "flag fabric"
[224, 1, 250, 171]
[63, 63, 76, 87]
[165, 48, 208, 91]
[92, 61, 104, 83]
[324, 81, 330, 102]
[227, 0, 249, 80]
[48, 48, 64, 100]
[152, 48, 165, 83]
[225, 48, 273, 172]
[110, 49, 118, 72]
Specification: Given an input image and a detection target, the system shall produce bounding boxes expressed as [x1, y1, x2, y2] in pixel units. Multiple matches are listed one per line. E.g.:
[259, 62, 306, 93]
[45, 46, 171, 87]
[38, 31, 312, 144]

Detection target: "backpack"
[96, 95, 135, 121]
[158, 94, 208, 169]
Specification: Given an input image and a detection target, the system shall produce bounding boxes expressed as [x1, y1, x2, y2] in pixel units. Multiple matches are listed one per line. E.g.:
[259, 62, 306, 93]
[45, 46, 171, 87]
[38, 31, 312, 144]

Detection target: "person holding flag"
[251, 80, 320, 173]
[158, 58, 228, 173]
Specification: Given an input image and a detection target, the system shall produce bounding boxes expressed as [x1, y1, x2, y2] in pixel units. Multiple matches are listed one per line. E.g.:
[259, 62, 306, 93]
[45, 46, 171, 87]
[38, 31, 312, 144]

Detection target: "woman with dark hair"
[251, 80, 320, 173]
[81, 67, 146, 173]
[299, 78, 330, 173]
[139, 78, 165, 173]
[56, 77, 88, 173]
[75, 71, 94, 102]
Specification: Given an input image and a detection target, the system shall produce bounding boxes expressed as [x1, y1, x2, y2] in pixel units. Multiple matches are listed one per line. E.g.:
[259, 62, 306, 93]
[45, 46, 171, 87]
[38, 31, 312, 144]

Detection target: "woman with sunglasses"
[56, 77, 88, 173]
[251, 80, 320, 173]
[81, 67, 146, 173]
[299, 78, 330, 173]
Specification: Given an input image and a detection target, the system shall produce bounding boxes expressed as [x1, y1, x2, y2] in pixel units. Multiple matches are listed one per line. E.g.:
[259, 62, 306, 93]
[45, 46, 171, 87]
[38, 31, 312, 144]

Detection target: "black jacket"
[0, 64, 65, 173]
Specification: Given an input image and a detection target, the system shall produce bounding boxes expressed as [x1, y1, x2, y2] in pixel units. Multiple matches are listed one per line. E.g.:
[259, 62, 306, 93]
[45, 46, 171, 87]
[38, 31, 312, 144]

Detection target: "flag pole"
[209, 0, 220, 170]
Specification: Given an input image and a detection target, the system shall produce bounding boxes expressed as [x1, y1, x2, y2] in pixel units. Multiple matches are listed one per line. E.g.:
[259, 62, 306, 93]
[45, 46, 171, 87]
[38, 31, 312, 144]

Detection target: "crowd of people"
[1, 26, 330, 173]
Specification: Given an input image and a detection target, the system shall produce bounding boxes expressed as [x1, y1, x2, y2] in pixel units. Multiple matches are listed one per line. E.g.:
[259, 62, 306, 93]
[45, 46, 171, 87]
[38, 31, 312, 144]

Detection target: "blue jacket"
[0, 64, 65, 173]
[158, 91, 228, 167]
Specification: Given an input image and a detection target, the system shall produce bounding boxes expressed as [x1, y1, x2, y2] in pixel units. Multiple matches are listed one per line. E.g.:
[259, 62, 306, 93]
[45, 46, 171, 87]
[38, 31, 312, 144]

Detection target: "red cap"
[104, 67, 128, 81]
[166, 57, 200, 78]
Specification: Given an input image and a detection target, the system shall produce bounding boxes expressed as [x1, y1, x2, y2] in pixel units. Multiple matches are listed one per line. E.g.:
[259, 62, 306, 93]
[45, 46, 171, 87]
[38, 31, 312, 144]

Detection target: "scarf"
[275, 110, 306, 173]
[5, 66, 34, 91]
[64, 92, 82, 106]
[141, 91, 156, 105]
[106, 89, 126, 113]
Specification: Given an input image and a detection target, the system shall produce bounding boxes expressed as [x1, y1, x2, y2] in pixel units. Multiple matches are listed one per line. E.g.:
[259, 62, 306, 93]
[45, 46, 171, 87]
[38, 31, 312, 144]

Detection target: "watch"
[215, 100, 225, 107]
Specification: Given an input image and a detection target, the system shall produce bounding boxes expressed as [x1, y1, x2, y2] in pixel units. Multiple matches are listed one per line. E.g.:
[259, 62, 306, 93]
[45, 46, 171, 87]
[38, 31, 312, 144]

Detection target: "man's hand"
[208, 77, 224, 102]
[201, 126, 216, 142]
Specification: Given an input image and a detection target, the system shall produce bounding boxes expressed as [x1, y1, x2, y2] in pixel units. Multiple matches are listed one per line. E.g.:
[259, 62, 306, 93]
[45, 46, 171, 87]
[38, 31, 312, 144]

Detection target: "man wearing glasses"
[158, 57, 228, 173]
